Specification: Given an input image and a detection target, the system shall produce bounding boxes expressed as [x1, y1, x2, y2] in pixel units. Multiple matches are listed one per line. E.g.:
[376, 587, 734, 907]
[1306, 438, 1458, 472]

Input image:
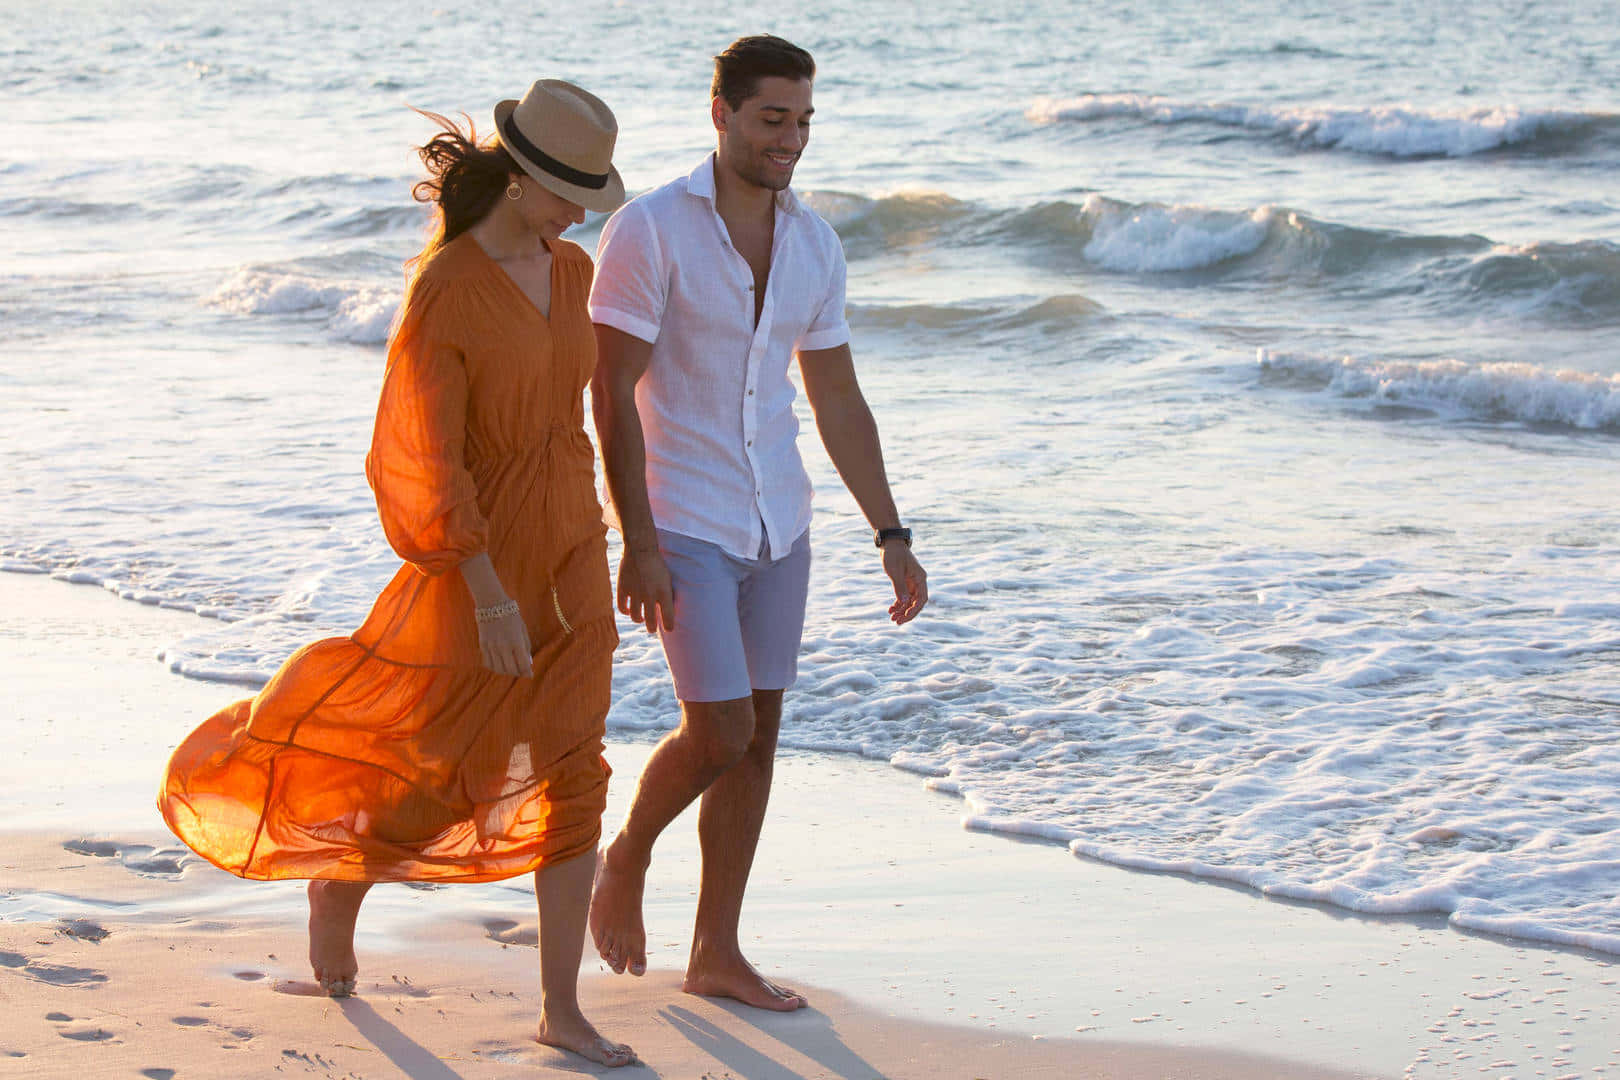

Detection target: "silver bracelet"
[475, 599, 520, 624]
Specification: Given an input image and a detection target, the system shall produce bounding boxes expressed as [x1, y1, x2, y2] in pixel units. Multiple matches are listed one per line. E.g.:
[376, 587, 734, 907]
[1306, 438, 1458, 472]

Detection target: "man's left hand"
[882, 543, 928, 625]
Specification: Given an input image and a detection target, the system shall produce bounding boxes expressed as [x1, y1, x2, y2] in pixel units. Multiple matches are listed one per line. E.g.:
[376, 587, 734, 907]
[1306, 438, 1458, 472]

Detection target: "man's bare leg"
[682, 689, 805, 1011]
[534, 851, 636, 1067]
[307, 879, 373, 997]
[590, 695, 756, 976]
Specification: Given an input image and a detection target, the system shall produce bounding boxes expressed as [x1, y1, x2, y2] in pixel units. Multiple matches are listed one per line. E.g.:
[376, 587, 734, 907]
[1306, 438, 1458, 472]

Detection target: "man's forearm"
[591, 379, 660, 552]
[816, 398, 902, 531]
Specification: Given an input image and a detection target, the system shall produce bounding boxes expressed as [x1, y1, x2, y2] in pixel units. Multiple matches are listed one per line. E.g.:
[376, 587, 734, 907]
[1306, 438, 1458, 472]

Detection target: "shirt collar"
[686, 152, 803, 216]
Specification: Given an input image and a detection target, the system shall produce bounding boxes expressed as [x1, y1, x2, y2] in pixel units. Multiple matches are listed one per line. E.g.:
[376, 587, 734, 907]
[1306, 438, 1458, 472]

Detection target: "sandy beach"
[3, 570, 1617, 1078]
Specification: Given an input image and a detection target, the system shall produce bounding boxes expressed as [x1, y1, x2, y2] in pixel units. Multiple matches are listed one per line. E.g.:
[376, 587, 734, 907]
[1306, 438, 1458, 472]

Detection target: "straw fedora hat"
[494, 79, 625, 213]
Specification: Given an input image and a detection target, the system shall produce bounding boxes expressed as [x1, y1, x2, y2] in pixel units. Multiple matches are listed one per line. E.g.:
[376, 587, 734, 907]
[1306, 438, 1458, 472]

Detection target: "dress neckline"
[463, 232, 558, 324]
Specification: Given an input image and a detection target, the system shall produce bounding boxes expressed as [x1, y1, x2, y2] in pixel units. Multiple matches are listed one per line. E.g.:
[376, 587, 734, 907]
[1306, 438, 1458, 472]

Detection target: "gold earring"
[505, 180, 523, 201]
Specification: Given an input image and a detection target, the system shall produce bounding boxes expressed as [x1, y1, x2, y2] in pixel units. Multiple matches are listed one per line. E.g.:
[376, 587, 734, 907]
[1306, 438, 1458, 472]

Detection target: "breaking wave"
[814, 188, 1620, 320]
[1257, 349, 1620, 430]
[1027, 95, 1619, 158]
[207, 268, 399, 345]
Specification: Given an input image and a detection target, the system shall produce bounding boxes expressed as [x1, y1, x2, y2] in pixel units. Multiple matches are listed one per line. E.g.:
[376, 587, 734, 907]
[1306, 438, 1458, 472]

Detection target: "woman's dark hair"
[711, 35, 815, 110]
[408, 109, 520, 268]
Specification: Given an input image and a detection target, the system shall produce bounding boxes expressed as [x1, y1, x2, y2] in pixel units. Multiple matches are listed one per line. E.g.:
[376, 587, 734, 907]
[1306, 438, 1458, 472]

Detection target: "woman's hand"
[460, 552, 532, 677]
[477, 603, 533, 678]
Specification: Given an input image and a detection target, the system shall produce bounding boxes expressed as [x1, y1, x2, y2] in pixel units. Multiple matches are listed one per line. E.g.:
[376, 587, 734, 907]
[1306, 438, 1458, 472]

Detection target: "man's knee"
[681, 696, 757, 770]
[748, 689, 784, 752]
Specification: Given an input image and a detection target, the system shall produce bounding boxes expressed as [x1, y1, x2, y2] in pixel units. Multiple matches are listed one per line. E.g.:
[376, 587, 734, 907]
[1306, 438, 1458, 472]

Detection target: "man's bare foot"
[307, 879, 370, 998]
[589, 838, 648, 976]
[683, 950, 807, 1012]
[538, 1007, 636, 1068]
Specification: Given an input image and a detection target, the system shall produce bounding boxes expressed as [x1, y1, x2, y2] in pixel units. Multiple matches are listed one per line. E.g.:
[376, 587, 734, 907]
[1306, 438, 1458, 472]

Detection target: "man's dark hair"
[711, 35, 815, 110]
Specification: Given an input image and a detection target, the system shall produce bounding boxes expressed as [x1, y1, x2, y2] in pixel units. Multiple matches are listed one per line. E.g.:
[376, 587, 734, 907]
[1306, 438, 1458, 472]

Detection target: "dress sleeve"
[364, 278, 489, 575]
[587, 201, 665, 344]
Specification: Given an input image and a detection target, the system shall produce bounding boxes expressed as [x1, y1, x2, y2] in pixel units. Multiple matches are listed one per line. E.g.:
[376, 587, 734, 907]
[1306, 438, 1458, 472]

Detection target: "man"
[587, 34, 928, 1011]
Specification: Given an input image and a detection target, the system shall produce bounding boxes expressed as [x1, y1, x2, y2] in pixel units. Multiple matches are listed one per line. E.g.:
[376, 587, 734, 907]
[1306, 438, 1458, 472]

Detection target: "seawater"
[3, 0, 1618, 954]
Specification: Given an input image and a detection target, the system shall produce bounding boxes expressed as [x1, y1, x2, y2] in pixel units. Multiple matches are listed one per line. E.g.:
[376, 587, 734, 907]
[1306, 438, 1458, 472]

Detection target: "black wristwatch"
[874, 526, 912, 549]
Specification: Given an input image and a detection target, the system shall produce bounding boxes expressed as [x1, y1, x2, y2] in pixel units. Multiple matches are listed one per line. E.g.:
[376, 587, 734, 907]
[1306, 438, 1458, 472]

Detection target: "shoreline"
[4, 570, 1618, 1077]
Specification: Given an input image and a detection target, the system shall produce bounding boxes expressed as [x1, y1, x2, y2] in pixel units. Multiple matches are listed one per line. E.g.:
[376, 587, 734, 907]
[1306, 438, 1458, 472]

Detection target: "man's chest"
[667, 226, 825, 344]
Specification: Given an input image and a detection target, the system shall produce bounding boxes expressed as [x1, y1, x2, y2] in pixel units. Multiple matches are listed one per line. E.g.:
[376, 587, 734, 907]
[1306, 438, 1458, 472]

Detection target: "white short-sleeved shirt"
[589, 153, 851, 561]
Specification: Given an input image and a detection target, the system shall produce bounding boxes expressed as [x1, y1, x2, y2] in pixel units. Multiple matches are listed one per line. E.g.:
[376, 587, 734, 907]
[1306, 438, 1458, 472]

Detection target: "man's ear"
[710, 95, 728, 134]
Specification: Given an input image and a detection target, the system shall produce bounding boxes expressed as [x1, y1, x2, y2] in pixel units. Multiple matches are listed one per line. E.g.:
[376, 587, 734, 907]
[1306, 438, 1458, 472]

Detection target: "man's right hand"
[618, 547, 675, 634]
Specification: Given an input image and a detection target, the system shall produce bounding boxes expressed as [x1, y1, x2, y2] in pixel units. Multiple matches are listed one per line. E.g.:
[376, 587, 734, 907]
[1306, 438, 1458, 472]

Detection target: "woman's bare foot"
[306, 879, 371, 998]
[588, 838, 648, 976]
[683, 948, 806, 1012]
[538, 1007, 636, 1068]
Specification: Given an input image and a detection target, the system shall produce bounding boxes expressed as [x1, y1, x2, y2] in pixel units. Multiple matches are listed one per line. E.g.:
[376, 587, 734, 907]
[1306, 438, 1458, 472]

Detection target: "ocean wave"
[207, 268, 398, 345]
[800, 188, 975, 253]
[1257, 349, 1620, 430]
[811, 187, 1618, 317]
[1027, 94, 1618, 158]
[1464, 240, 1620, 319]
[813, 188, 1287, 273]
[320, 204, 430, 238]
[990, 195, 1481, 276]
[813, 185, 1479, 274]
[987, 293, 1107, 330]
[848, 293, 1104, 334]
[0, 197, 145, 221]
[1078, 195, 1272, 272]
[846, 301, 998, 331]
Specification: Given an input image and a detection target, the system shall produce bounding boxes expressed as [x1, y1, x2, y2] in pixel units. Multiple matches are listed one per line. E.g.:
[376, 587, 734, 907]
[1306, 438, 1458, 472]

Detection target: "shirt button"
[748, 389, 754, 396]
[747, 439, 753, 446]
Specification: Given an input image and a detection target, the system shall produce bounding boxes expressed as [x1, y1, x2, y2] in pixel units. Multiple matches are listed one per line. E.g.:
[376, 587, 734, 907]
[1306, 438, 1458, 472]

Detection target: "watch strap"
[874, 526, 912, 549]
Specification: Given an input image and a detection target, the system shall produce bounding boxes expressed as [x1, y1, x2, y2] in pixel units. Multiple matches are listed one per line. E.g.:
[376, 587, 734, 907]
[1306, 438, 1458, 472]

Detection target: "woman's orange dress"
[160, 233, 617, 883]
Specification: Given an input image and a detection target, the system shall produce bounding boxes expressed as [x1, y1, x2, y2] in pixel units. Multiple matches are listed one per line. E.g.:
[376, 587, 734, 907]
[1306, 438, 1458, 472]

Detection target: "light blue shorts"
[655, 528, 812, 703]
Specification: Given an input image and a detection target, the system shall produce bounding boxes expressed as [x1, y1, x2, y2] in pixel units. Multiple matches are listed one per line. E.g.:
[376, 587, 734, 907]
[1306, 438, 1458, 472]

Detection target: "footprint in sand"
[47, 1008, 115, 1043]
[482, 918, 538, 947]
[0, 950, 107, 987]
[60, 839, 190, 877]
[166, 1008, 255, 1046]
[232, 970, 265, 981]
[272, 979, 337, 998]
[140, 1070, 177, 1080]
[390, 974, 432, 998]
[55, 919, 109, 944]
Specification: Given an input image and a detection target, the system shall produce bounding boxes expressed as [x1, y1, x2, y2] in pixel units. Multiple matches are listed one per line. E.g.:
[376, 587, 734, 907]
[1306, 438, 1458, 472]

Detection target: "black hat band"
[500, 112, 611, 191]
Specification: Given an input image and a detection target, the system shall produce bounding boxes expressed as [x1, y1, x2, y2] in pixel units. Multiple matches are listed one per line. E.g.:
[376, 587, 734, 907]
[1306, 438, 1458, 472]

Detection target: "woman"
[160, 79, 634, 1067]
